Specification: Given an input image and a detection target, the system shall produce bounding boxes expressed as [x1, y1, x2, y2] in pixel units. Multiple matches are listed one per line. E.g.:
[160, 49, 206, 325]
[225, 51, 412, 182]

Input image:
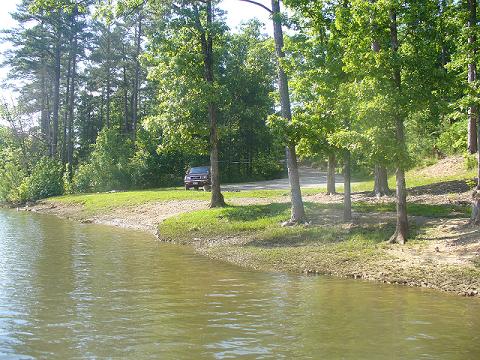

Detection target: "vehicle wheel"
[194, 187, 199, 191]
[203, 185, 211, 192]
[185, 186, 190, 191]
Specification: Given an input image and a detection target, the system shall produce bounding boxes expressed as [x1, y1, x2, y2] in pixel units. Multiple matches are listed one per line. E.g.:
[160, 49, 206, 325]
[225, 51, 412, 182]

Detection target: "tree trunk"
[40, 59, 50, 154]
[62, 57, 71, 165]
[468, 0, 478, 155]
[272, 0, 306, 224]
[467, 0, 480, 224]
[371, 3, 390, 198]
[388, 7, 408, 244]
[106, 23, 112, 129]
[327, 153, 336, 195]
[67, 34, 77, 178]
[52, 25, 61, 157]
[133, 13, 142, 142]
[374, 165, 390, 197]
[472, 121, 480, 224]
[122, 45, 129, 134]
[200, 1, 225, 208]
[344, 151, 352, 222]
[100, 86, 105, 130]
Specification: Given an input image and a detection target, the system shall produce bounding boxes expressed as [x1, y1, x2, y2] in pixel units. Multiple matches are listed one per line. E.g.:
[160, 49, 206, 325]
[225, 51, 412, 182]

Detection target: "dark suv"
[184, 166, 211, 190]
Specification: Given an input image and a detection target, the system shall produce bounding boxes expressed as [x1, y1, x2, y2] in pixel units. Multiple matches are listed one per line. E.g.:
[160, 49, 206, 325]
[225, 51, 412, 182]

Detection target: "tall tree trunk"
[106, 23, 112, 129]
[344, 150, 352, 222]
[52, 24, 61, 157]
[374, 165, 390, 197]
[468, 0, 478, 155]
[371, 4, 390, 199]
[327, 152, 336, 195]
[67, 34, 77, 178]
[40, 59, 50, 154]
[272, 0, 306, 224]
[198, 1, 225, 208]
[388, 8, 408, 244]
[473, 121, 480, 224]
[62, 57, 72, 165]
[100, 86, 105, 131]
[133, 13, 142, 142]
[122, 45, 129, 134]
[467, 0, 480, 224]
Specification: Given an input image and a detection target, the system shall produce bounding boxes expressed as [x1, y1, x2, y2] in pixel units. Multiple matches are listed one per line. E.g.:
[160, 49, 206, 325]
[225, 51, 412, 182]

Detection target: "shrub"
[72, 129, 134, 193]
[0, 149, 26, 204]
[251, 153, 284, 180]
[19, 157, 64, 202]
[437, 120, 467, 156]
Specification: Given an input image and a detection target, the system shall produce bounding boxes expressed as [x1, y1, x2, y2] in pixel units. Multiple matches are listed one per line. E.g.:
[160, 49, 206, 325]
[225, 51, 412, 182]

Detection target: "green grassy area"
[158, 201, 468, 245]
[159, 202, 392, 273]
[49, 187, 290, 213]
[47, 159, 476, 214]
[353, 202, 470, 217]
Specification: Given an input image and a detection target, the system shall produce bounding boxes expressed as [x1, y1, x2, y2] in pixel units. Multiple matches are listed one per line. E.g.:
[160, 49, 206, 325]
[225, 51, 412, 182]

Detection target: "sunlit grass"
[48, 161, 476, 213]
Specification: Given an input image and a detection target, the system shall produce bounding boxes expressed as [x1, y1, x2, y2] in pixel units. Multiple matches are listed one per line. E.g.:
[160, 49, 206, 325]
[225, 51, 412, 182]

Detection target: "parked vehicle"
[184, 166, 211, 191]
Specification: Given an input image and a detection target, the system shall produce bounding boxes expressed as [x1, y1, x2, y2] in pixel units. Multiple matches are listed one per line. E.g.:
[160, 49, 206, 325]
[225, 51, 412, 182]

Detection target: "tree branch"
[237, 0, 273, 14]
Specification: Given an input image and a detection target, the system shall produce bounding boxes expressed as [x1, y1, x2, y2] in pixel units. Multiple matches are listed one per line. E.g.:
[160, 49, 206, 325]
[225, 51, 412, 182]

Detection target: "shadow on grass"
[408, 180, 471, 196]
[353, 202, 469, 218]
[246, 223, 395, 248]
[221, 202, 330, 222]
[221, 203, 291, 222]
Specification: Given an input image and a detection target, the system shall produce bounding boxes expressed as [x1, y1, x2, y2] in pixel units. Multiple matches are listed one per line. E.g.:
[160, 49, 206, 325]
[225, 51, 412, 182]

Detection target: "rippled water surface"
[0, 209, 479, 359]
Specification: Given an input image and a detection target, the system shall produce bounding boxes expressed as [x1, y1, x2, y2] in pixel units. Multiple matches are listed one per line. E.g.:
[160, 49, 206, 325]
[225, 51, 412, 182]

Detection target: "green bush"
[72, 129, 134, 193]
[19, 157, 64, 202]
[251, 153, 284, 180]
[0, 149, 26, 204]
[437, 120, 467, 156]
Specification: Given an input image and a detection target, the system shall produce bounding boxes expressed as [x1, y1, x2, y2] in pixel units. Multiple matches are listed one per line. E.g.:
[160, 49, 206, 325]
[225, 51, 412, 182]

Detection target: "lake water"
[0, 209, 479, 359]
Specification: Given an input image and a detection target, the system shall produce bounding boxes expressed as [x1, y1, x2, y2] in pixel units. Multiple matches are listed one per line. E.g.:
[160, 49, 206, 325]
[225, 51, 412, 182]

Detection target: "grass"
[49, 187, 290, 213]
[353, 202, 470, 218]
[159, 200, 467, 247]
[159, 202, 395, 245]
[159, 202, 393, 276]
[47, 157, 476, 215]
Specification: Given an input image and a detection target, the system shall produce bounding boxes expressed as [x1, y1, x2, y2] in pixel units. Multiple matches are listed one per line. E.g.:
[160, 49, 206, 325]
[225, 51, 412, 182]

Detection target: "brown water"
[0, 209, 479, 359]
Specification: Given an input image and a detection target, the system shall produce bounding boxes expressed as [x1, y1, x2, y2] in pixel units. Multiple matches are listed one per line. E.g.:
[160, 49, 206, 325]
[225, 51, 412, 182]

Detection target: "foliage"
[18, 157, 64, 202]
[0, 148, 27, 204]
[437, 119, 468, 156]
[72, 129, 134, 193]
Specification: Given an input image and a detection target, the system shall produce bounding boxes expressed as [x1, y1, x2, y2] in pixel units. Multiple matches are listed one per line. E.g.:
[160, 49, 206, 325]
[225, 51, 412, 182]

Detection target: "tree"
[464, 0, 480, 224]
[240, 0, 307, 224]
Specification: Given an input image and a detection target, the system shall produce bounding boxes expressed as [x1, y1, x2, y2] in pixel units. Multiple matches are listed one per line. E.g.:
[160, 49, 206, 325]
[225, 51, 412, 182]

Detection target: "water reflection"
[0, 209, 479, 359]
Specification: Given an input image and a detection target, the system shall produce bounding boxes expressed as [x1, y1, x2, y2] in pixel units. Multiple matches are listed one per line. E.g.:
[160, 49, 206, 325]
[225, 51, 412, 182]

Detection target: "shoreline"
[18, 194, 480, 298]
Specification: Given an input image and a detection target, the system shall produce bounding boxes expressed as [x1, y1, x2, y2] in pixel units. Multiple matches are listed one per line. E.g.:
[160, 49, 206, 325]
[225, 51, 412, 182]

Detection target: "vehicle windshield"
[188, 167, 209, 174]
